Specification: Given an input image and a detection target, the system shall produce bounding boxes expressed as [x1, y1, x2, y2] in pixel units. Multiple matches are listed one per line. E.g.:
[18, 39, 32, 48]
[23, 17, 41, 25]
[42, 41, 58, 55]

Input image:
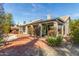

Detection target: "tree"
[70, 19, 79, 44]
[2, 13, 13, 34]
[0, 14, 5, 37]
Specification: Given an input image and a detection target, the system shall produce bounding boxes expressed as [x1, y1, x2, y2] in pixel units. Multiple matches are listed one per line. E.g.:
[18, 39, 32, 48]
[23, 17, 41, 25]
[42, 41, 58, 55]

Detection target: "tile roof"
[19, 16, 70, 26]
[59, 16, 70, 22]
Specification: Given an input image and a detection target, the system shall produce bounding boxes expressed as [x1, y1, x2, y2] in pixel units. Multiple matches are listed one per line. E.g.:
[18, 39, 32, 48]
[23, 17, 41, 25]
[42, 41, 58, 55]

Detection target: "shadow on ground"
[41, 41, 79, 56]
[53, 44, 79, 56]
[0, 37, 44, 56]
[1, 37, 79, 56]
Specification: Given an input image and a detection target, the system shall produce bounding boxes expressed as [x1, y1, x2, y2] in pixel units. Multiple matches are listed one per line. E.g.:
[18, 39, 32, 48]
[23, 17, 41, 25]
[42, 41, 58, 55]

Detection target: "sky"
[3, 3, 79, 24]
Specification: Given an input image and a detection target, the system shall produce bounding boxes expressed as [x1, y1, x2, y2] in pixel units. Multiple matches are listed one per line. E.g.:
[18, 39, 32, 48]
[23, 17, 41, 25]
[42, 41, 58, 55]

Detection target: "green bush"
[70, 29, 79, 44]
[0, 38, 4, 43]
[56, 36, 63, 45]
[69, 20, 79, 44]
[47, 36, 63, 46]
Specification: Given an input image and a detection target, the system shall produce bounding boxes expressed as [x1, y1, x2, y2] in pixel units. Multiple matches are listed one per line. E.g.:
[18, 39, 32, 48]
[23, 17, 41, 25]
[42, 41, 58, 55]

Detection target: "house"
[10, 25, 19, 34]
[18, 15, 70, 37]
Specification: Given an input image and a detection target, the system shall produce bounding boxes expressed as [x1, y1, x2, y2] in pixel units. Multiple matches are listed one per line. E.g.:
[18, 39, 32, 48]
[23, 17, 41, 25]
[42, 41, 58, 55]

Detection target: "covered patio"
[18, 16, 70, 37]
[20, 20, 64, 37]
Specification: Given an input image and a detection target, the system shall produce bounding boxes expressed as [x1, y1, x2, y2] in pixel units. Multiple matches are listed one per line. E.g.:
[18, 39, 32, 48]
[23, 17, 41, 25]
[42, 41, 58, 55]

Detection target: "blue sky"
[3, 3, 79, 24]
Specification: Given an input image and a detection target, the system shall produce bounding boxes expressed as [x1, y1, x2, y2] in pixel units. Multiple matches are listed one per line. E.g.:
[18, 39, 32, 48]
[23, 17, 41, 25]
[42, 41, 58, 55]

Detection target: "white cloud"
[31, 3, 45, 11]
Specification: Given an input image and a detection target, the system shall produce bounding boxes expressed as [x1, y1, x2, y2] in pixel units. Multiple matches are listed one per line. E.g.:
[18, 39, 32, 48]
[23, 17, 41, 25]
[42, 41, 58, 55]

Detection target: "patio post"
[54, 21, 58, 36]
[64, 20, 69, 37]
[61, 25, 64, 36]
[30, 25, 34, 36]
[19, 26, 23, 34]
[25, 26, 28, 34]
[39, 24, 42, 37]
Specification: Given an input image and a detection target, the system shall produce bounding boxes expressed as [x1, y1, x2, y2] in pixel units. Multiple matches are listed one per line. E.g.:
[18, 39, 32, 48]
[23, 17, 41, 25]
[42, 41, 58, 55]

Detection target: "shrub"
[0, 38, 4, 43]
[70, 29, 79, 44]
[70, 20, 79, 44]
[47, 36, 63, 46]
[56, 36, 63, 45]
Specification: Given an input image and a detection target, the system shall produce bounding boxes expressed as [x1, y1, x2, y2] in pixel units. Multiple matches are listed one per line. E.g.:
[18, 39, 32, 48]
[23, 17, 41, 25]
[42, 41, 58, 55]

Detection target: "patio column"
[30, 25, 34, 36]
[25, 26, 28, 34]
[61, 25, 64, 36]
[19, 26, 23, 34]
[64, 20, 69, 37]
[39, 24, 42, 37]
[54, 21, 58, 36]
